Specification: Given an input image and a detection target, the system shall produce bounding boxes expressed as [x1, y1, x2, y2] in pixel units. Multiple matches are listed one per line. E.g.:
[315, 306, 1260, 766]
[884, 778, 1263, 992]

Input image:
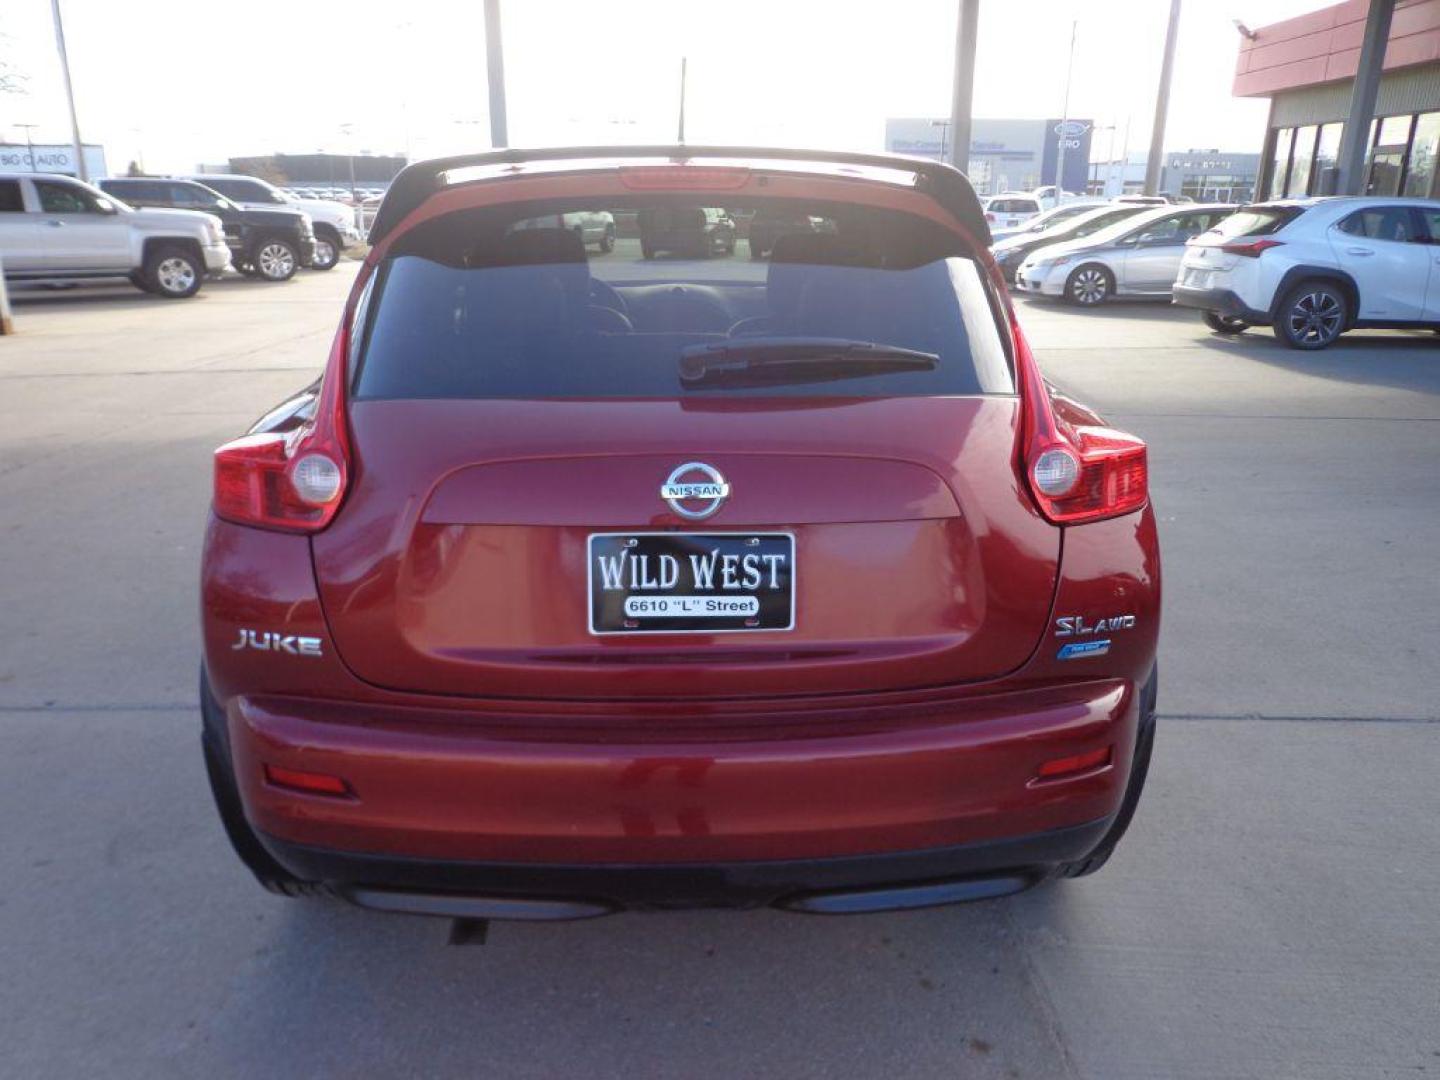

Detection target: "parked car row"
[1001, 190, 1440, 350]
[0, 169, 369, 298]
[0, 172, 230, 298]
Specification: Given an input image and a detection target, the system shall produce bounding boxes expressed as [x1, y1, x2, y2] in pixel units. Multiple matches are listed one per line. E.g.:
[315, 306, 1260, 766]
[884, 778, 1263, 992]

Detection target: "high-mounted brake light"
[212, 325, 351, 534]
[1219, 238, 1284, 258]
[618, 165, 751, 190]
[1012, 317, 1149, 525]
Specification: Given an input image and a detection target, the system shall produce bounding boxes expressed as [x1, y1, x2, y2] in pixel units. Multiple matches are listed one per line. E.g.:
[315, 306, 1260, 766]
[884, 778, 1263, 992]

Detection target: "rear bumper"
[261, 816, 1114, 916]
[227, 679, 1138, 872]
[1172, 284, 1269, 323]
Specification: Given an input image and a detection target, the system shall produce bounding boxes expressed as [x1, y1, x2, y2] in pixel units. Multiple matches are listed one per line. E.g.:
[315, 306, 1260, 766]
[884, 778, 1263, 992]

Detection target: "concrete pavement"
[0, 271, 1436, 1078]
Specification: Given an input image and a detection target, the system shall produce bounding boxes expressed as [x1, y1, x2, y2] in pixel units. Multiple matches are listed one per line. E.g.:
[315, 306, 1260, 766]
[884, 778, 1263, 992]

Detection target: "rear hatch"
[312, 191, 1061, 700]
[1181, 204, 1304, 279]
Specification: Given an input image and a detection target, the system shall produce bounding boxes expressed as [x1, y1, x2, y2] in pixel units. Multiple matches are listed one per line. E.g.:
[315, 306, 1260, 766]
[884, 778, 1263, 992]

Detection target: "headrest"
[766, 233, 869, 316]
[494, 226, 589, 266]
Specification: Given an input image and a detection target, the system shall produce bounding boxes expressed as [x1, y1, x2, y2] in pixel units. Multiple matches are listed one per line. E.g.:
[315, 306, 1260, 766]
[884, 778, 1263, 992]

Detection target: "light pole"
[1144, 0, 1183, 196]
[1053, 19, 1078, 200]
[931, 119, 951, 163]
[50, 0, 87, 181]
[16, 124, 39, 172]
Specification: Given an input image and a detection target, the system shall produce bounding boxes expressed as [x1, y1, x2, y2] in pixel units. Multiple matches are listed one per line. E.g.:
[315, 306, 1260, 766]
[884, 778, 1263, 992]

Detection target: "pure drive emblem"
[660, 462, 730, 520]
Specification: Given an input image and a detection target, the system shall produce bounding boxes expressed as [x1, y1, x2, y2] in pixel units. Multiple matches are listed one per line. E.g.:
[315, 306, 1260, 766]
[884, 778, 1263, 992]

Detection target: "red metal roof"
[1234, 0, 1440, 97]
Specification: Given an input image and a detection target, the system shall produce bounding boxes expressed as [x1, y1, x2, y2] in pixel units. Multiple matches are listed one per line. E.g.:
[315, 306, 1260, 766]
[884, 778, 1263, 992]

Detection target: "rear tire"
[144, 245, 203, 298]
[1273, 280, 1346, 350]
[1060, 665, 1157, 879]
[599, 225, 615, 253]
[1202, 310, 1250, 334]
[200, 668, 325, 898]
[1064, 263, 1112, 306]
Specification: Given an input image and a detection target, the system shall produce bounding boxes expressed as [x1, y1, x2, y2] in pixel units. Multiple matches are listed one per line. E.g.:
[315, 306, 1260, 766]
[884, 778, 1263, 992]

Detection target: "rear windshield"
[353, 198, 1013, 400]
[1207, 206, 1302, 240]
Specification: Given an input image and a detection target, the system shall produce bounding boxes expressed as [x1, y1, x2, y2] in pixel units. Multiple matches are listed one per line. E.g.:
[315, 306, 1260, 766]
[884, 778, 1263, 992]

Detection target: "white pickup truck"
[0, 173, 231, 298]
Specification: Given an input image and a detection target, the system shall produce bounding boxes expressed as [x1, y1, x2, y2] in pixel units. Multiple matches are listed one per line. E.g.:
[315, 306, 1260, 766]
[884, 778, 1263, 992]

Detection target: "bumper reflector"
[1035, 745, 1112, 781]
[263, 763, 352, 797]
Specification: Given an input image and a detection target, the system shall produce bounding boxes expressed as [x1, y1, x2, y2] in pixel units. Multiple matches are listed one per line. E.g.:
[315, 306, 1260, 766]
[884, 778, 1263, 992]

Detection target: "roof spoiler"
[366, 145, 991, 247]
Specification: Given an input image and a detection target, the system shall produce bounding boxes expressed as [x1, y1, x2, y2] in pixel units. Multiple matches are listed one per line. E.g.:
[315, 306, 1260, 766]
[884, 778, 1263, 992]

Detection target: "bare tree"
[0, 30, 27, 95]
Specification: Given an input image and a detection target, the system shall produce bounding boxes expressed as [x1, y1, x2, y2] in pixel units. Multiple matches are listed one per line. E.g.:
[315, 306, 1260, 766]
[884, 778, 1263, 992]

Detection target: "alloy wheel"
[312, 238, 338, 269]
[257, 242, 297, 280]
[1287, 290, 1342, 346]
[1069, 267, 1109, 305]
[156, 256, 196, 295]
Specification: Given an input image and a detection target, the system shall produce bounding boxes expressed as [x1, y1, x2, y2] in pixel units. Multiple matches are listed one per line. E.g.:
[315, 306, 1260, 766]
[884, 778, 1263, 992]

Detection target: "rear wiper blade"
[679, 337, 939, 386]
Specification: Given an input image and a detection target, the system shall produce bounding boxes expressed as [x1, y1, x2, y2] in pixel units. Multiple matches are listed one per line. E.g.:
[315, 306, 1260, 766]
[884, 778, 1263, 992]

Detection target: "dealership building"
[885, 117, 1093, 197]
[1086, 150, 1261, 202]
[1240, 0, 1440, 199]
[0, 142, 108, 179]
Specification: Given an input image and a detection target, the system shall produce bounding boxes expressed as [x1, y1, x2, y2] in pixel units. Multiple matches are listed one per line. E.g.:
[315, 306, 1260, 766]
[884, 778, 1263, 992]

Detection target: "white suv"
[0, 173, 230, 298]
[1174, 197, 1440, 349]
[983, 193, 1043, 230]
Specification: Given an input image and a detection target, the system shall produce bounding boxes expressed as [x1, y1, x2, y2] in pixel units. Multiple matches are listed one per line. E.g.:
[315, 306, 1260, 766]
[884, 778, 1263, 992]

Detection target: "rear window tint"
[1208, 206, 1302, 240]
[354, 199, 1013, 400]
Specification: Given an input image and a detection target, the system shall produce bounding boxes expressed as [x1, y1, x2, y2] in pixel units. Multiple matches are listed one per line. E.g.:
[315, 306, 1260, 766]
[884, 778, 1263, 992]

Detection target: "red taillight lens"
[1031, 427, 1148, 524]
[213, 325, 350, 534]
[263, 763, 351, 797]
[1035, 745, 1112, 781]
[1219, 238, 1283, 257]
[1012, 317, 1149, 525]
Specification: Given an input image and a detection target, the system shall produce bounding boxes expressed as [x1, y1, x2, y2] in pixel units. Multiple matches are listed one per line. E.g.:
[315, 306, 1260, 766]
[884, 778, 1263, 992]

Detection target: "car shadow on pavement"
[194, 887, 1078, 1076]
[1194, 327, 1440, 399]
[1013, 295, 1193, 324]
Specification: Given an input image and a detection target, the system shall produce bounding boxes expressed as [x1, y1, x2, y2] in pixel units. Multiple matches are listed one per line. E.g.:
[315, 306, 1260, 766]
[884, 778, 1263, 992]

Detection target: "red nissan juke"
[200, 147, 1160, 922]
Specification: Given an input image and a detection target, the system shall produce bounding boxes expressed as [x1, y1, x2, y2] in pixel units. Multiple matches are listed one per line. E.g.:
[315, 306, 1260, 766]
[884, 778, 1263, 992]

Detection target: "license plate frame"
[587, 532, 796, 635]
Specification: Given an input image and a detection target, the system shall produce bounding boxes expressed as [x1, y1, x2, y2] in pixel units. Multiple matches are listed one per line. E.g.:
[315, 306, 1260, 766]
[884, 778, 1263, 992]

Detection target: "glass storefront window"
[1267, 127, 1294, 200]
[1366, 114, 1413, 196]
[1404, 112, 1440, 197]
[1313, 123, 1343, 194]
[1287, 126, 1317, 196]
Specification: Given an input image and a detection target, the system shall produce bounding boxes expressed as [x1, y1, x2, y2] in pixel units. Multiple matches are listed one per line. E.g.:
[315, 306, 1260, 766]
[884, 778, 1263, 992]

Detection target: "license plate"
[588, 532, 795, 634]
[1185, 268, 1212, 288]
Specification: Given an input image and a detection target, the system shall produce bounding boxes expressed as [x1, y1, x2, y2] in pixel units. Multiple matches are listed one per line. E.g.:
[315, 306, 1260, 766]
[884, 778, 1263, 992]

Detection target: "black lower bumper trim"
[1171, 285, 1269, 324]
[260, 817, 1112, 916]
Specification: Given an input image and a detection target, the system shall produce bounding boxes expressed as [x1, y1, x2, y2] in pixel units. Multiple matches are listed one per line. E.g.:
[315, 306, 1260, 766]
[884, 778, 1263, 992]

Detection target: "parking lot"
[1, 268, 1437, 1078]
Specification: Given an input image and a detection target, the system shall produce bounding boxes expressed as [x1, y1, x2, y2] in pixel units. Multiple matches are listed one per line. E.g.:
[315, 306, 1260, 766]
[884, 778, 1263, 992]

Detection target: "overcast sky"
[1, 0, 1329, 174]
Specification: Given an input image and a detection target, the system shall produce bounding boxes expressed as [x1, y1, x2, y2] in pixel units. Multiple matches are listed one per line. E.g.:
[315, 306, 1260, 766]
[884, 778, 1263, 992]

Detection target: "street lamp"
[15, 124, 39, 172]
[930, 119, 951, 164]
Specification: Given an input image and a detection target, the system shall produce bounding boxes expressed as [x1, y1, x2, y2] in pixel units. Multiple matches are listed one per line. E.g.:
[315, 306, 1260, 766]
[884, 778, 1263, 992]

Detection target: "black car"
[98, 177, 315, 282]
[990, 204, 1150, 283]
[637, 206, 736, 258]
[746, 207, 835, 260]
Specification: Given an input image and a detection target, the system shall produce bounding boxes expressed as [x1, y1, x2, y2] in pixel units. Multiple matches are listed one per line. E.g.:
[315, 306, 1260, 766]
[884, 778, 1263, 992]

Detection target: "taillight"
[1012, 317, 1149, 525]
[1028, 427, 1148, 523]
[1219, 237, 1283, 257]
[213, 325, 350, 533]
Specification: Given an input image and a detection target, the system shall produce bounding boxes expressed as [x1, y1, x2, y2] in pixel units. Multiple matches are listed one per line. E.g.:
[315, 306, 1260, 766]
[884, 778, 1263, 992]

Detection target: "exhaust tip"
[778, 873, 1037, 915]
[342, 886, 616, 922]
